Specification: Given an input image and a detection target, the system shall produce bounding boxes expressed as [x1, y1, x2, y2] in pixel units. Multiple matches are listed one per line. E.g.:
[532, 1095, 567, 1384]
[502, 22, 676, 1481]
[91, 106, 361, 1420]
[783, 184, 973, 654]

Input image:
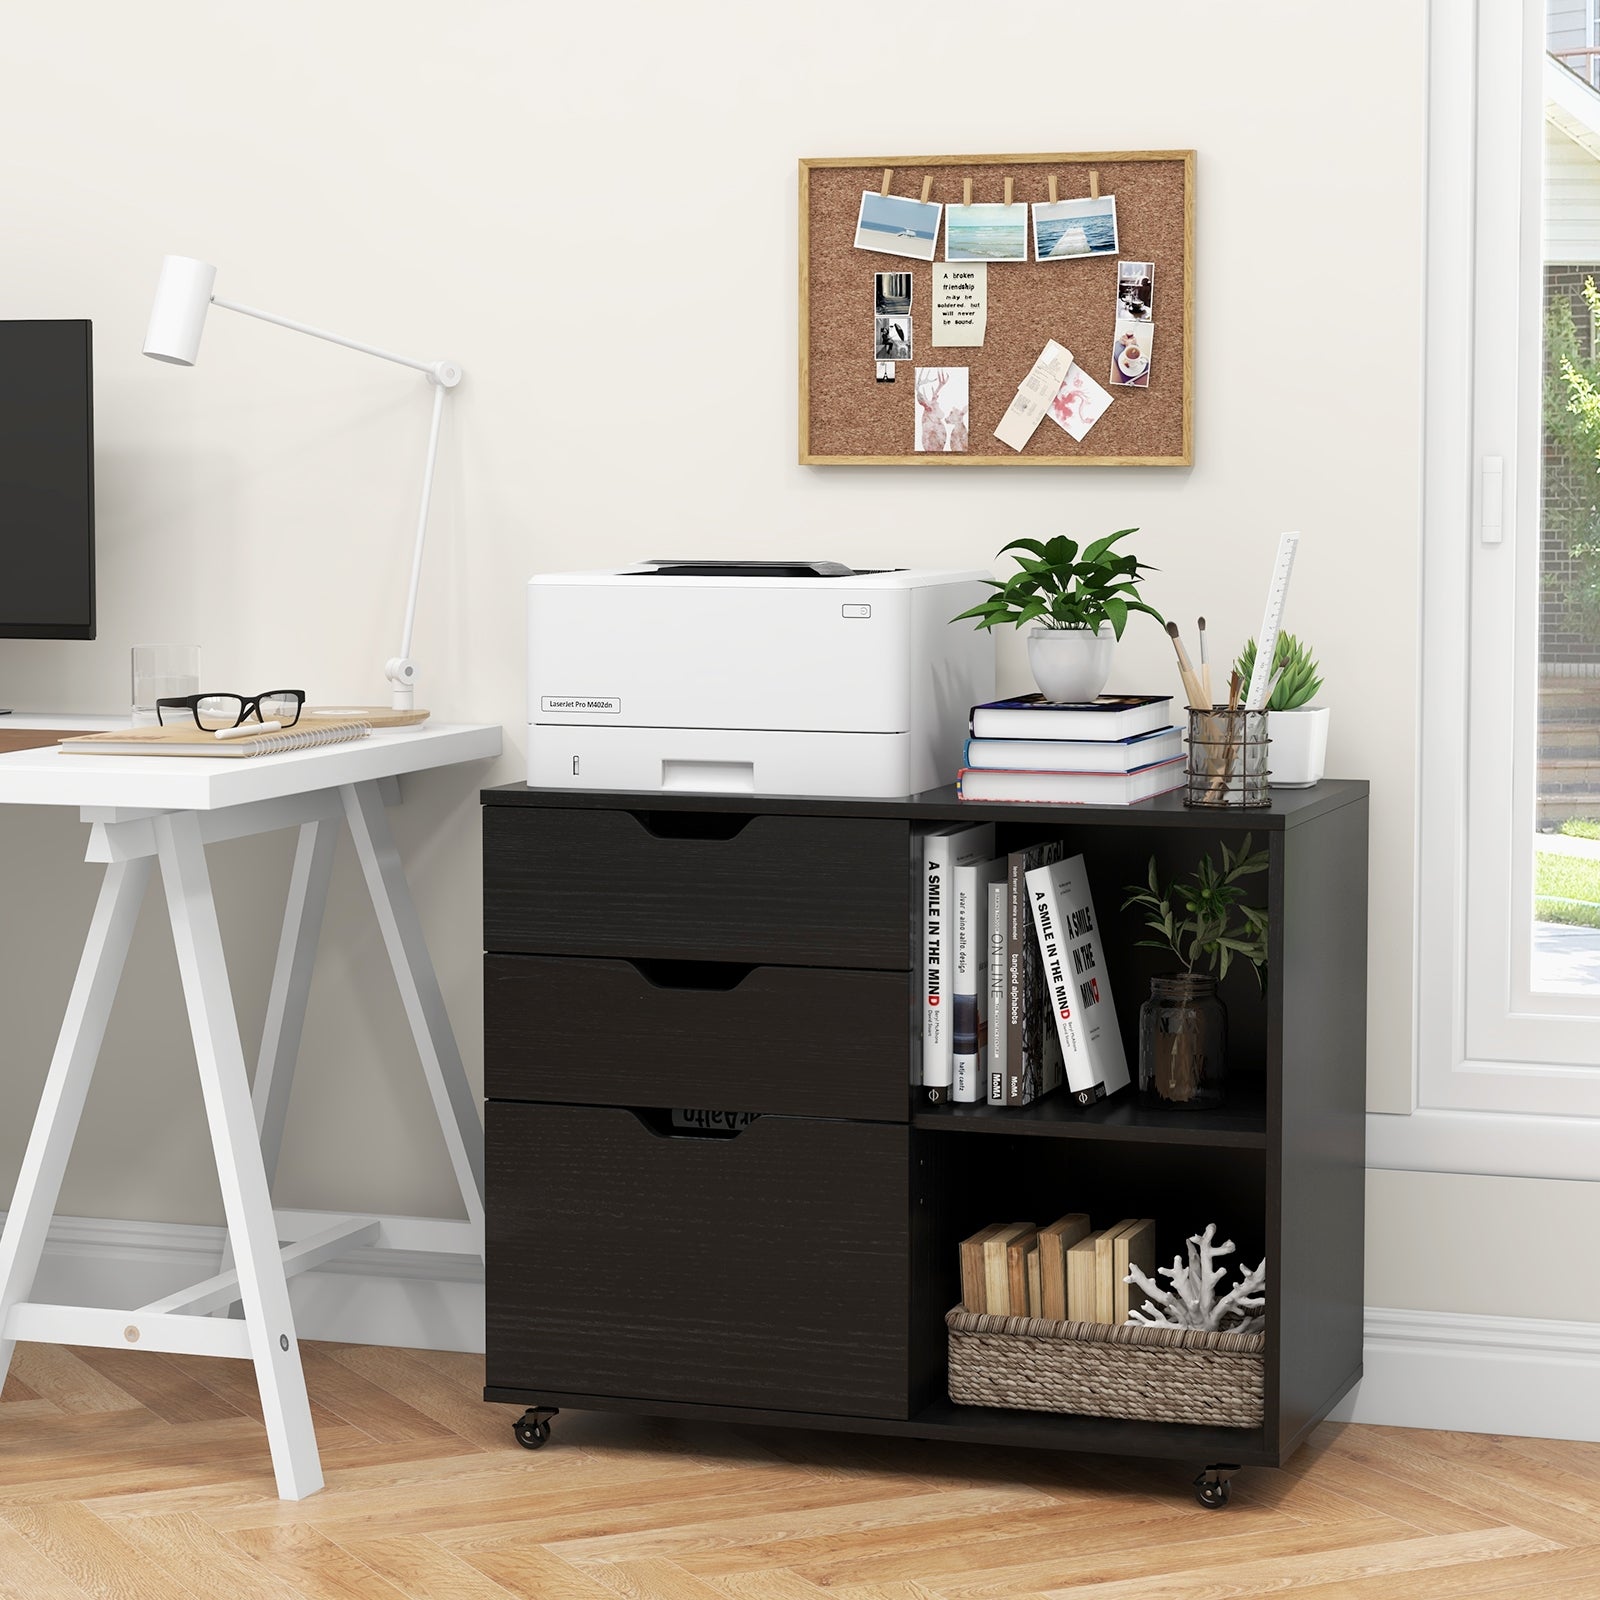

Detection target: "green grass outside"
[1537, 844, 1600, 928]
[1560, 818, 1600, 841]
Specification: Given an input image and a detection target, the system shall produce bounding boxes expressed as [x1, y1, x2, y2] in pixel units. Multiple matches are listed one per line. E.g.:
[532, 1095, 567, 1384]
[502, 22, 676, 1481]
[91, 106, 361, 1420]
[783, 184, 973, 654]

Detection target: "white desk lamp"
[142, 254, 462, 711]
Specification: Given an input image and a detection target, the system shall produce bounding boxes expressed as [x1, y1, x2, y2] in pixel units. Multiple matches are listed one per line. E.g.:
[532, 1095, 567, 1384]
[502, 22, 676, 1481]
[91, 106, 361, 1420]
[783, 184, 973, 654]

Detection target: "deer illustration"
[946, 403, 969, 453]
[916, 369, 948, 452]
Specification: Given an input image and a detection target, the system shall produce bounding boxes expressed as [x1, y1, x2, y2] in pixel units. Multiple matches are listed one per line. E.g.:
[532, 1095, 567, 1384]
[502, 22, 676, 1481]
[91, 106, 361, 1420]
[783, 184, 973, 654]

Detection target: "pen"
[214, 721, 280, 740]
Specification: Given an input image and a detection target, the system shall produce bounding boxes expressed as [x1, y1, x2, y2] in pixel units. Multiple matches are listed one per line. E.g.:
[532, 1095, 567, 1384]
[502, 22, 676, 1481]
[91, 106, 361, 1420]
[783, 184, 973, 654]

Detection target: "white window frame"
[1416, 0, 1600, 1140]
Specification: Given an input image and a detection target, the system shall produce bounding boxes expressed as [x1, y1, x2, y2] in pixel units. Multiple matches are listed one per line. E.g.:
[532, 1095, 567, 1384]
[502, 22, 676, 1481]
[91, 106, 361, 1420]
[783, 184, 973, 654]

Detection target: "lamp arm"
[385, 380, 448, 711]
[211, 295, 457, 383]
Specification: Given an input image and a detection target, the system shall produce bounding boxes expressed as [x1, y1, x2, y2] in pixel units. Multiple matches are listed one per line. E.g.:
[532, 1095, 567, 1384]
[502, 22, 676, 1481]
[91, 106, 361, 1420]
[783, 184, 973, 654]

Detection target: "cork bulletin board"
[799, 151, 1194, 466]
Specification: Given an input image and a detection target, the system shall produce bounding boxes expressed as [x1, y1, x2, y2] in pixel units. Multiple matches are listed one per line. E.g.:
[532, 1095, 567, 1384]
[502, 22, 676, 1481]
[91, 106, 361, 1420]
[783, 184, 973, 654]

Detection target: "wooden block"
[1038, 1213, 1091, 1320]
[1006, 1231, 1039, 1315]
[1095, 1220, 1140, 1324]
[1112, 1218, 1156, 1324]
[1066, 1231, 1100, 1322]
[958, 1224, 1005, 1313]
[981, 1223, 1034, 1314]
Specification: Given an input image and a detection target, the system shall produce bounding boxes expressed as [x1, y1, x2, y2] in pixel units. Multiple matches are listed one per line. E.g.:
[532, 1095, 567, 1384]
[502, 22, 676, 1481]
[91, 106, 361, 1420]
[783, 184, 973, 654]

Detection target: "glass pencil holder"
[1185, 707, 1270, 809]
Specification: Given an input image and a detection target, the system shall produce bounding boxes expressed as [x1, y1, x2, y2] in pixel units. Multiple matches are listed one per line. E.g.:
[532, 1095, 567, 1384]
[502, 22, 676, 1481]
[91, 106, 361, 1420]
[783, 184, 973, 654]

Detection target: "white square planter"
[1267, 706, 1330, 788]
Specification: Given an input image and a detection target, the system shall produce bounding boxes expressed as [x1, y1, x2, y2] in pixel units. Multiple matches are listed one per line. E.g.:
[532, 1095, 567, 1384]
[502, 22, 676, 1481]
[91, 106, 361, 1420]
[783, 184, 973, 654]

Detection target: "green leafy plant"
[1232, 631, 1322, 711]
[1545, 281, 1600, 640]
[952, 530, 1164, 639]
[1122, 837, 1270, 986]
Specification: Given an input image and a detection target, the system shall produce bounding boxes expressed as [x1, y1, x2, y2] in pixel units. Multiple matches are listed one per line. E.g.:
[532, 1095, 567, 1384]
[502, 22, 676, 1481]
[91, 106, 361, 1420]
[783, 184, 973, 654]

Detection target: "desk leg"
[341, 781, 485, 1244]
[156, 812, 322, 1501]
[0, 858, 151, 1391]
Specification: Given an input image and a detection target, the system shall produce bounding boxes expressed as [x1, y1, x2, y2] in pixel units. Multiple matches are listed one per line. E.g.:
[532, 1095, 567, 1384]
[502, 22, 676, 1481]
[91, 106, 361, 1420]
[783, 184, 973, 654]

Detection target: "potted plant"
[1233, 632, 1328, 788]
[1121, 837, 1269, 1109]
[954, 530, 1165, 703]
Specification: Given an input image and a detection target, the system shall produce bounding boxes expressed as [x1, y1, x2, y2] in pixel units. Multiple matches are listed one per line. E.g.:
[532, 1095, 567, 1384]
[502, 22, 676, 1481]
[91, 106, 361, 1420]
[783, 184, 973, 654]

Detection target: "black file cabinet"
[481, 781, 1370, 1490]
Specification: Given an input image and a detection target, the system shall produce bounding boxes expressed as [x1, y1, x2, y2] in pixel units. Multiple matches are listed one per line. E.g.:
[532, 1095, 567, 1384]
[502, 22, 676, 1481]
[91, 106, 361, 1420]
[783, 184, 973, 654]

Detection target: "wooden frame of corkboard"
[799, 150, 1194, 466]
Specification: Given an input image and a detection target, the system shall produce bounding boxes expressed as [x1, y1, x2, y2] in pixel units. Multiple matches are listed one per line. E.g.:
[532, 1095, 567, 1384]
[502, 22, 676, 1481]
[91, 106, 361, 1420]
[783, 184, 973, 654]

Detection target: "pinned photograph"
[915, 366, 969, 452]
[854, 191, 942, 262]
[1117, 260, 1154, 321]
[1110, 322, 1152, 388]
[875, 315, 912, 362]
[876, 361, 897, 383]
[1048, 363, 1114, 441]
[875, 272, 912, 316]
[945, 203, 1028, 263]
[1032, 195, 1119, 260]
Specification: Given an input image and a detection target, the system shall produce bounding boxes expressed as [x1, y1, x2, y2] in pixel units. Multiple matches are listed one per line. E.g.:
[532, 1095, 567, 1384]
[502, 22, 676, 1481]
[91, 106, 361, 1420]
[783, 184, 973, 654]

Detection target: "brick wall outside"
[1543, 264, 1600, 665]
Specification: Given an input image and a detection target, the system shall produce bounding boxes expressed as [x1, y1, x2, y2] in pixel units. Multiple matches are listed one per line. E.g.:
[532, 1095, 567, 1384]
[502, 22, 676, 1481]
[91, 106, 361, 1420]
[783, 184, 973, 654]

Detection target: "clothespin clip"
[1089, 169, 1100, 199]
[1003, 176, 1014, 207]
[920, 176, 933, 204]
[1048, 175, 1059, 204]
[880, 168, 894, 197]
[962, 178, 972, 207]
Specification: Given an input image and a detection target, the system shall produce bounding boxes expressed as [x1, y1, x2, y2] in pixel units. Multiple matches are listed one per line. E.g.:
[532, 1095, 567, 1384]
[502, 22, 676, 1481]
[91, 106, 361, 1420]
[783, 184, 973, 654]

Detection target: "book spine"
[951, 862, 981, 1104]
[1000, 850, 1027, 1105]
[1026, 863, 1106, 1104]
[986, 879, 1008, 1108]
[922, 834, 953, 1102]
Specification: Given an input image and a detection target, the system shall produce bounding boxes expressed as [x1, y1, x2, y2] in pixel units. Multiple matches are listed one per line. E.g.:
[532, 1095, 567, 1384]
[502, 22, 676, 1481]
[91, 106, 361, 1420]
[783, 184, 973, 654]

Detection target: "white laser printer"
[527, 560, 995, 797]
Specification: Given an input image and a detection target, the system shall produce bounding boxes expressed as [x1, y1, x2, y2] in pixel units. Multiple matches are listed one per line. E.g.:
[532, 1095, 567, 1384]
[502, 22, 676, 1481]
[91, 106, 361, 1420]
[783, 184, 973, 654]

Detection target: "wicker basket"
[945, 1306, 1265, 1427]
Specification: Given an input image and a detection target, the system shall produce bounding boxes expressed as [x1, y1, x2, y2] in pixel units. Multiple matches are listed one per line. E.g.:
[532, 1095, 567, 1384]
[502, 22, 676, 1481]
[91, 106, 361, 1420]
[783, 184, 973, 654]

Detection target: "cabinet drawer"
[486, 954, 909, 1121]
[482, 806, 911, 968]
[486, 1103, 910, 1418]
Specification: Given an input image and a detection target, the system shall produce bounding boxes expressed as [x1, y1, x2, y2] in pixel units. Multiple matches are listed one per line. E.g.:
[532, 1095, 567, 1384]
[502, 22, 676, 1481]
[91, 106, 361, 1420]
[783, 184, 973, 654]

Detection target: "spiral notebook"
[59, 717, 372, 759]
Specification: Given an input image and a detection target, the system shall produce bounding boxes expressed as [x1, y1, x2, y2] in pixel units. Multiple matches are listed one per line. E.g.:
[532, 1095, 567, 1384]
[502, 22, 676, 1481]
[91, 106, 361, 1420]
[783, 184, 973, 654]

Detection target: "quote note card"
[931, 264, 987, 347]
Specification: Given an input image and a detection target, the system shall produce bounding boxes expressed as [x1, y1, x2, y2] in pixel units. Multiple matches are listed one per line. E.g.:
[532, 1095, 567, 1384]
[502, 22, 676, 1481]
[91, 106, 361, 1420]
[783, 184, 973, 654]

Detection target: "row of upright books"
[920, 823, 1129, 1107]
[955, 692, 1185, 806]
[959, 1215, 1156, 1322]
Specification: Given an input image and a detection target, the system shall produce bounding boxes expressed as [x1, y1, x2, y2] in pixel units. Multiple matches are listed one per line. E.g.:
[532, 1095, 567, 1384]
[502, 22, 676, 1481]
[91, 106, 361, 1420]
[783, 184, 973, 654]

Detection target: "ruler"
[1243, 532, 1301, 711]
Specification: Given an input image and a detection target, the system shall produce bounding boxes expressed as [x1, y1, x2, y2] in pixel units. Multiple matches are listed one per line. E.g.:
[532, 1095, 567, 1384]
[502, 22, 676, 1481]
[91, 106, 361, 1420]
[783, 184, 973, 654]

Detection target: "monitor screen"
[0, 320, 95, 639]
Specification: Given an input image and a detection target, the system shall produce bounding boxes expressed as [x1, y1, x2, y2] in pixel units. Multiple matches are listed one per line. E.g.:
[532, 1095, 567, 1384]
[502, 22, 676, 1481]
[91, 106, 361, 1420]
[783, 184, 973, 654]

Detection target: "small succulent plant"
[1233, 631, 1322, 711]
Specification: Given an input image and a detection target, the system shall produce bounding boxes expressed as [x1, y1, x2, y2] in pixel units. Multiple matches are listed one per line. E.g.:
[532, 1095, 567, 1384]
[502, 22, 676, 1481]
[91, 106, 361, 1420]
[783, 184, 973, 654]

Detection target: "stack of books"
[955, 693, 1184, 805]
[958, 1215, 1156, 1321]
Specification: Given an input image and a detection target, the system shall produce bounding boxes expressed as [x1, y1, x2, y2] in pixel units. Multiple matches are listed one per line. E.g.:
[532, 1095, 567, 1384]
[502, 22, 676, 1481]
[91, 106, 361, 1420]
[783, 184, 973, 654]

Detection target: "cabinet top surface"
[481, 778, 1368, 830]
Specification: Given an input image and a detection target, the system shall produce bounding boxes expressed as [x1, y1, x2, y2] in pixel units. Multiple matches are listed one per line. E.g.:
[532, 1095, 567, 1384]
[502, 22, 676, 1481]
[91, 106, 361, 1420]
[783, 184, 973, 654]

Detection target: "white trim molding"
[1334, 1307, 1600, 1442]
[1368, 1107, 1600, 1181]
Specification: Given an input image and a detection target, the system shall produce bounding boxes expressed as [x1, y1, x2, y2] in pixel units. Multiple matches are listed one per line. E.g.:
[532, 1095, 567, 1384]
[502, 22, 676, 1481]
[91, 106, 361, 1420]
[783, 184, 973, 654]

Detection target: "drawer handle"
[627, 958, 755, 992]
[626, 1107, 762, 1141]
[628, 810, 755, 842]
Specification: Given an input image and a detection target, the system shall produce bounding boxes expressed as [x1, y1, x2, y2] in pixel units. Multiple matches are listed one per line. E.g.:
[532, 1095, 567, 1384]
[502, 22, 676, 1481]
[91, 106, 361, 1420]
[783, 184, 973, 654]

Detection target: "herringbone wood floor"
[0, 1342, 1596, 1599]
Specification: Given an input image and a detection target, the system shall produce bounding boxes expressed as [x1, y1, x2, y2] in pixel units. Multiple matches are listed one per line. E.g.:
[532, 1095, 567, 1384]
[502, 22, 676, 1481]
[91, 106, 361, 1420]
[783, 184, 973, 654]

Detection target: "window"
[1418, 0, 1600, 1120]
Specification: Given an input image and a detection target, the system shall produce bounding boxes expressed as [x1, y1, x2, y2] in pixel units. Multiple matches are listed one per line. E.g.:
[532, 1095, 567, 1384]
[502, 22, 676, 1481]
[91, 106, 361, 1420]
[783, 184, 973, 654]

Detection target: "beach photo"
[914, 366, 969, 452]
[875, 271, 912, 316]
[875, 314, 912, 361]
[876, 361, 896, 382]
[1048, 362, 1114, 441]
[1109, 321, 1153, 387]
[854, 191, 942, 262]
[944, 202, 1028, 263]
[1117, 260, 1154, 320]
[1033, 195, 1119, 260]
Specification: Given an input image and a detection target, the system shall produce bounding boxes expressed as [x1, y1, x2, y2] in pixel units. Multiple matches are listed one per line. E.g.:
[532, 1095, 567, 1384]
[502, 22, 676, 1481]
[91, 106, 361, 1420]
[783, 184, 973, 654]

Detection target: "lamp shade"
[142, 255, 217, 365]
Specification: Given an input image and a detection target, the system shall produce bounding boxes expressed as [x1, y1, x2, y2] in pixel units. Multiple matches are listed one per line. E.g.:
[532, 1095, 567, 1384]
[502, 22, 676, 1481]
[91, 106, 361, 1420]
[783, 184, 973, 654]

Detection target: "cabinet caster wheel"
[1193, 1464, 1237, 1508]
[513, 1407, 558, 1449]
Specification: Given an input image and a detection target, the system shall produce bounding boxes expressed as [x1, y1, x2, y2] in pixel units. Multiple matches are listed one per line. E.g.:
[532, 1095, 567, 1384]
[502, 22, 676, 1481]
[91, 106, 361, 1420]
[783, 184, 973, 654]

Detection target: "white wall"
[0, 0, 1557, 1331]
[1545, 122, 1600, 262]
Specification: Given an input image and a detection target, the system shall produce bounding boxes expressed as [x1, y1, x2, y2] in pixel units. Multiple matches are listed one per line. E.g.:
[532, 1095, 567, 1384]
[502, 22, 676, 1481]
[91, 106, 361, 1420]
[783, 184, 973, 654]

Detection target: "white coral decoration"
[1124, 1223, 1266, 1333]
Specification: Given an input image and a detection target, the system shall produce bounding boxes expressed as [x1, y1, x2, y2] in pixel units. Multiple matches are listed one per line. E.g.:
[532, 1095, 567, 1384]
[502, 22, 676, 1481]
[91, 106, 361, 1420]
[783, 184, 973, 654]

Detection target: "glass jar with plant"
[1233, 631, 1328, 788]
[954, 530, 1165, 703]
[1121, 837, 1269, 1109]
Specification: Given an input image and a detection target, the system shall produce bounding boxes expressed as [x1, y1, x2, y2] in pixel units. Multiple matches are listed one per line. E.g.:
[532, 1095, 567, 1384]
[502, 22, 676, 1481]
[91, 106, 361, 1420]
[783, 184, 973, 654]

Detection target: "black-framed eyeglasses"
[155, 690, 306, 731]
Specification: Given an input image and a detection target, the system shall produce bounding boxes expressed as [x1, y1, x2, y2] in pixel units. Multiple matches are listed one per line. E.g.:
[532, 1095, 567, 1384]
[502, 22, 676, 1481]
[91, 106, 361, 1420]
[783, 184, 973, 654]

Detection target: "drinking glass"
[131, 644, 200, 727]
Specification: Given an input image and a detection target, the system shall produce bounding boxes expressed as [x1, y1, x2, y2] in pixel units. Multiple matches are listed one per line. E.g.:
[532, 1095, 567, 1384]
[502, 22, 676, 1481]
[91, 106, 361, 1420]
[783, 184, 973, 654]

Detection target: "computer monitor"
[0, 320, 95, 649]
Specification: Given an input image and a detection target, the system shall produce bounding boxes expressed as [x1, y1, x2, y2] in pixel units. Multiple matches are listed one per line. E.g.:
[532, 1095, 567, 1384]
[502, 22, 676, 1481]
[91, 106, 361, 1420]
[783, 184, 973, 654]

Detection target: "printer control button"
[841, 603, 872, 619]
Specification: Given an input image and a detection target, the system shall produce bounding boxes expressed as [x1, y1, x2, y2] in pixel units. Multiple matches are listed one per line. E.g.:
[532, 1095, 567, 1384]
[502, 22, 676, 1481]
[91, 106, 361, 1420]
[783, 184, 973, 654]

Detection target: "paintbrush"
[1165, 621, 1205, 710]
[1228, 668, 1242, 710]
[1198, 616, 1212, 709]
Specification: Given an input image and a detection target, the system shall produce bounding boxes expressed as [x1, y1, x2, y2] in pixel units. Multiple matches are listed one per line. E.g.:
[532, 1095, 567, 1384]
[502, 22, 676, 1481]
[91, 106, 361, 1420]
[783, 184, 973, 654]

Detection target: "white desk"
[0, 715, 500, 1499]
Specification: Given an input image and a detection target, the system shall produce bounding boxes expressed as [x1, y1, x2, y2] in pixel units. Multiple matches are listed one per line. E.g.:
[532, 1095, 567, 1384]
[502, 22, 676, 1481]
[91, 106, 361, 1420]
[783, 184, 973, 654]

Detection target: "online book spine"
[924, 825, 995, 1104]
[986, 878, 1009, 1107]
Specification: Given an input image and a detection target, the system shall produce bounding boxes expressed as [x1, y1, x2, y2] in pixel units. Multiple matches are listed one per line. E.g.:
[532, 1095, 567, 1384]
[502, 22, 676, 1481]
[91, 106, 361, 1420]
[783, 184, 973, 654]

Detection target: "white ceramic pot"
[1026, 625, 1115, 703]
[1267, 705, 1330, 788]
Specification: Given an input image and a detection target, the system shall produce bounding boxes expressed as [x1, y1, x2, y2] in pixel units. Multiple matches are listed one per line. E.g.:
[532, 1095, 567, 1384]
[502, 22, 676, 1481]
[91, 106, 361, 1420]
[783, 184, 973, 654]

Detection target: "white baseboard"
[1331, 1306, 1600, 1442]
[20, 1213, 484, 1354]
[14, 1223, 1599, 1444]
